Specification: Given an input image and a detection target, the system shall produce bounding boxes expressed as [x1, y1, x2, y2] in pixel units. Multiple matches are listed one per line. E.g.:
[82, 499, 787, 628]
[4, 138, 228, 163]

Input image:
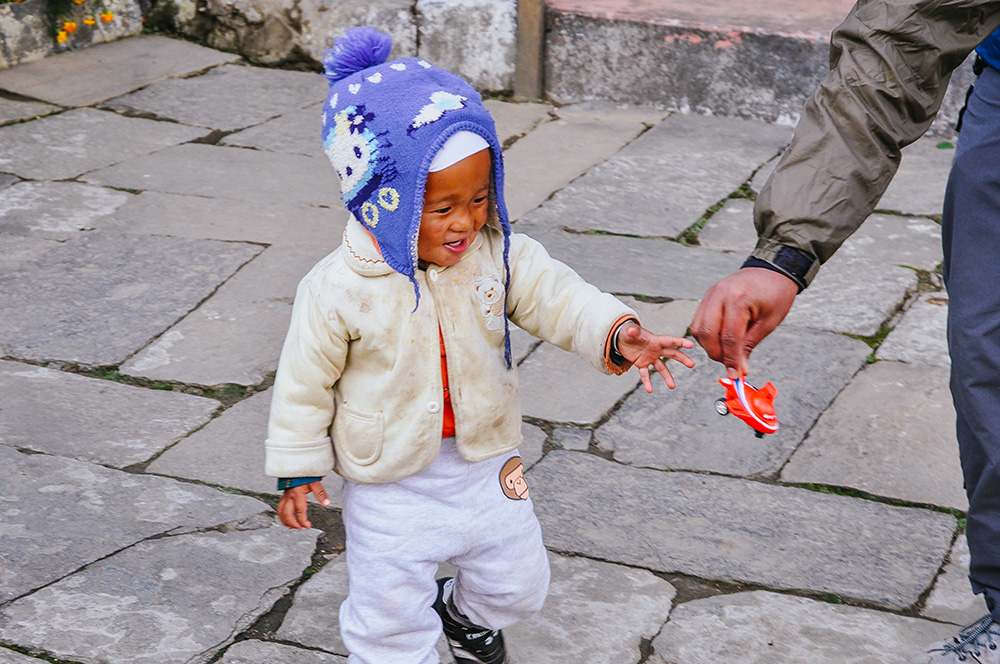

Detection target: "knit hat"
[321, 27, 513, 366]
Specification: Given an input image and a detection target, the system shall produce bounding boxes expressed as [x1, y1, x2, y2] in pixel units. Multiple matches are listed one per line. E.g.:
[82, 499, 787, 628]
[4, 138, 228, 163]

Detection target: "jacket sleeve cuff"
[746, 238, 820, 292]
[276, 477, 323, 491]
[605, 315, 640, 376]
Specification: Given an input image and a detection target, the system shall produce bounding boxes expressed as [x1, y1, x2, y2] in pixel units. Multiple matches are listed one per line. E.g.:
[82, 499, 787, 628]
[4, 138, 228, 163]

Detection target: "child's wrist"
[609, 318, 640, 366]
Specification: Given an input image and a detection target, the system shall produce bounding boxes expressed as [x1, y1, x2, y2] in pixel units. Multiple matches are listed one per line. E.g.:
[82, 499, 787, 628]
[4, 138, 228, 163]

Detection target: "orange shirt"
[439, 327, 455, 438]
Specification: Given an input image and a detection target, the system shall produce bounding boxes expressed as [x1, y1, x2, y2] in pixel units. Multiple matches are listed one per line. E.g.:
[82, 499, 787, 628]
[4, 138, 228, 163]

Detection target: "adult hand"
[690, 267, 798, 378]
[277, 481, 330, 530]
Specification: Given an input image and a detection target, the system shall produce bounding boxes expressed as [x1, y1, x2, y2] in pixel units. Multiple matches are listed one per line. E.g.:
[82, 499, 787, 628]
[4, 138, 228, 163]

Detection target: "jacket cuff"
[277, 477, 323, 491]
[605, 316, 639, 376]
[746, 238, 820, 291]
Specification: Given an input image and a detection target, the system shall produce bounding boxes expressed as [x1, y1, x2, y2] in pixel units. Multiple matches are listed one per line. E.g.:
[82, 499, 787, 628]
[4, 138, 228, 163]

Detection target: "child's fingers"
[653, 358, 677, 390]
[639, 365, 653, 393]
[278, 488, 312, 530]
[309, 481, 332, 508]
[667, 349, 696, 368]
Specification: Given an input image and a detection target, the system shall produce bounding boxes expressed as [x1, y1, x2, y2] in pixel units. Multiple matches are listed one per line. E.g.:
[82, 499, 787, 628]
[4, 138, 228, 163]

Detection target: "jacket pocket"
[333, 403, 384, 466]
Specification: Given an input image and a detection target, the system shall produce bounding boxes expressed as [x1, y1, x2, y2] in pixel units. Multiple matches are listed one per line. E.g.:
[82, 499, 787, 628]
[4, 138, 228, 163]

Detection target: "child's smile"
[418, 149, 492, 268]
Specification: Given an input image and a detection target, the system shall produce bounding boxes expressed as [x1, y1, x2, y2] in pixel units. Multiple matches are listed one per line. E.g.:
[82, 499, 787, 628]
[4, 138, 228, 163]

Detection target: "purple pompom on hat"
[320, 27, 513, 367]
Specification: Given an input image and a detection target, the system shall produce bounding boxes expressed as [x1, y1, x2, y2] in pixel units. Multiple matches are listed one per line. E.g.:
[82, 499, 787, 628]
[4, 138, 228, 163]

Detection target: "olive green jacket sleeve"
[751, 0, 1000, 289]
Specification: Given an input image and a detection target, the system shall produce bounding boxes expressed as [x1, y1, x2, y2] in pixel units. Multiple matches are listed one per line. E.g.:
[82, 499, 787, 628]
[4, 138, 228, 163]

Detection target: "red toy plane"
[715, 375, 779, 438]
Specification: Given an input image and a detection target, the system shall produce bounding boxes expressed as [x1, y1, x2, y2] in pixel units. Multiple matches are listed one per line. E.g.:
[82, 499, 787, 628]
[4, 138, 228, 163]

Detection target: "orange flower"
[83, 16, 96, 25]
[56, 30, 68, 43]
[72, 0, 85, 4]
[63, 21, 77, 33]
[100, 11, 113, 21]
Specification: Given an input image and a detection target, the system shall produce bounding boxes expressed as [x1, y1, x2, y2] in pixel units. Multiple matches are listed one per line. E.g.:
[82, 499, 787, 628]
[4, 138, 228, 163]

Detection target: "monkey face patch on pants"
[499, 456, 529, 500]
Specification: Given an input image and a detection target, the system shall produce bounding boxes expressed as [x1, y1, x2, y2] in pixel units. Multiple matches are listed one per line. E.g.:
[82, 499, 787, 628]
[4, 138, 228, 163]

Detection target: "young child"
[266, 27, 696, 664]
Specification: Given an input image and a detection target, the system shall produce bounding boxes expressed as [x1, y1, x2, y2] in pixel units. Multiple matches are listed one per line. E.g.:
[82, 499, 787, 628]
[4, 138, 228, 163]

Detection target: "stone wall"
[145, 0, 518, 91]
[0, 0, 144, 69]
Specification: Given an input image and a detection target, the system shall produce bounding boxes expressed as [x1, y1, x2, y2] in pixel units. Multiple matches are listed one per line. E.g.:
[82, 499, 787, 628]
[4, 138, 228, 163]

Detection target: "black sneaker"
[433, 577, 509, 664]
[916, 614, 1000, 663]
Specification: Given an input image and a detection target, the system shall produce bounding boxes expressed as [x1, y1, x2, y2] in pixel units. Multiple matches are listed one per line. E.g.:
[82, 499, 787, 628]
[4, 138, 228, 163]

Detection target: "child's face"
[418, 149, 491, 267]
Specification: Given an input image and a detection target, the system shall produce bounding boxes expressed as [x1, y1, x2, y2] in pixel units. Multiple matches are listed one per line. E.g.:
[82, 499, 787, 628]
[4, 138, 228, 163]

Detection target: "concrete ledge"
[543, 0, 974, 133]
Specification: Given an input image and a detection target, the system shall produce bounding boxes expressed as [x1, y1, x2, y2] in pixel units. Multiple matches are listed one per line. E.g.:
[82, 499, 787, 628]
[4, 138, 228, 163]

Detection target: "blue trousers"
[943, 63, 1000, 619]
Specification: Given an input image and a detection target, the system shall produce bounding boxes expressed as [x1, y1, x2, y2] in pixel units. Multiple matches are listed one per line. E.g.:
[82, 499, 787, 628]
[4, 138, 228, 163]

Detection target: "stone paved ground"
[0, 34, 978, 664]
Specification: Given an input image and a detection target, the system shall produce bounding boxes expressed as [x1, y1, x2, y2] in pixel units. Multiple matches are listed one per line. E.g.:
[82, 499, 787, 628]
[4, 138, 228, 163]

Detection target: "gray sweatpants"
[338, 438, 550, 663]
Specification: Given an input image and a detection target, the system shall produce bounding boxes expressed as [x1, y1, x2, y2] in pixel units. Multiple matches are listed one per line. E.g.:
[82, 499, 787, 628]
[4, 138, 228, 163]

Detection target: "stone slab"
[503, 102, 666, 221]
[518, 341, 639, 424]
[220, 104, 325, 157]
[598, 326, 871, 477]
[621, 296, 700, 338]
[836, 213, 943, 271]
[781, 361, 965, 510]
[0, 648, 42, 664]
[783, 254, 918, 337]
[417, 0, 517, 91]
[0, 97, 57, 126]
[0, 234, 60, 273]
[278, 551, 674, 662]
[520, 422, 546, 469]
[0, 444, 268, 602]
[878, 294, 950, 367]
[508, 553, 675, 663]
[651, 590, 958, 664]
[697, 197, 757, 252]
[484, 99, 554, 146]
[0, 360, 219, 468]
[878, 137, 956, 216]
[516, 226, 744, 301]
[0, 231, 261, 366]
[923, 534, 990, 626]
[147, 389, 344, 505]
[104, 191, 349, 245]
[0, 35, 240, 107]
[82, 143, 341, 207]
[525, 114, 791, 239]
[122, 243, 336, 386]
[0, 173, 16, 190]
[276, 554, 350, 654]
[748, 154, 780, 195]
[0, 181, 131, 237]
[219, 641, 347, 664]
[509, 324, 541, 364]
[0, 108, 206, 180]
[528, 451, 956, 609]
[219, 99, 555, 160]
[0, 525, 318, 664]
[552, 428, 591, 451]
[700, 204, 942, 270]
[104, 64, 328, 131]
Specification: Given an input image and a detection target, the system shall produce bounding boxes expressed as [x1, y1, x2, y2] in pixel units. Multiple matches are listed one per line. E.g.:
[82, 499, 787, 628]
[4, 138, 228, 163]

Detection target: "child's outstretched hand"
[617, 321, 696, 393]
[277, 480, 331, 530]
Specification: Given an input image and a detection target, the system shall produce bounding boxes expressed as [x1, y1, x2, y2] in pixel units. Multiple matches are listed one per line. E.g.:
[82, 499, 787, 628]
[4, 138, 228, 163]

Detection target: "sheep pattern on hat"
[320, 27, 513, 367]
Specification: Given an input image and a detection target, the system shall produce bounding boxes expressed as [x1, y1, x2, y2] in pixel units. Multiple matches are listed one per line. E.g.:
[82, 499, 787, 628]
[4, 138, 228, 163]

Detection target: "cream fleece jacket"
[266, 217, 635, 484]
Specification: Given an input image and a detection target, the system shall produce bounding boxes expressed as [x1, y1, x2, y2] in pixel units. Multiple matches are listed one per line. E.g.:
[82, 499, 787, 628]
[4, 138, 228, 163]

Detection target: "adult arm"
[692, 0, 1000, 376]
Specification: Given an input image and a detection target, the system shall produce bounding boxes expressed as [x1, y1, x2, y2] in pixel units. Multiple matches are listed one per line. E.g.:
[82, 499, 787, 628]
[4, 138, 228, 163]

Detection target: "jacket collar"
[342, 215, 488, 277]
[343, 216, 395, 277]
